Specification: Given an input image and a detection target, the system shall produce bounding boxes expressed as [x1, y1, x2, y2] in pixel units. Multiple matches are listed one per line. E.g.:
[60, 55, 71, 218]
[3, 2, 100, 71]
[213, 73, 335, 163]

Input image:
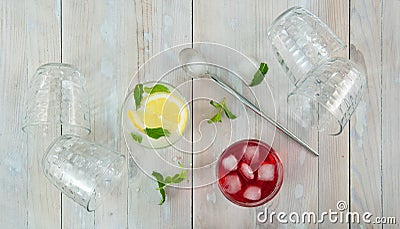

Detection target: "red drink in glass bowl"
[217, 139, 284, 207]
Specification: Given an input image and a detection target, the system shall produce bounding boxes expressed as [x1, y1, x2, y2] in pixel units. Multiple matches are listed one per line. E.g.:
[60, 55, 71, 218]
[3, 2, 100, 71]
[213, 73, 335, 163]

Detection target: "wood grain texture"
[0, 1, 29, 228]
[193, 1, 260, 228]
[92, 1, 135, 229]
[255, 3, 293, 228]
[193, 1, 320, 229]
[23, 0, 63, 228]
[318, 1, 350, 228]
[382, 0, 400, 228]
[61, 0, 138, 228]
[127, 1, 192, 229]
[62, 1, 98, 228]
[350, 0, 382, 228]
[269, 1, 320, 228]
[1, 0, 400, 228]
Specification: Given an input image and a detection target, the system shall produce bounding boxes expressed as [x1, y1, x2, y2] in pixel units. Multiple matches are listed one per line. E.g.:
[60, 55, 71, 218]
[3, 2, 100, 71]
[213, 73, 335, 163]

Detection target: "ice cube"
[243, 186, 261, 201]
[222, 155, 238, 172]
[257, 164, 275, 181]
[244, 144, 268, 170]
[239, 163, 254, 180]
[223, 175, 242, 194]
[243, 145, 260, 163]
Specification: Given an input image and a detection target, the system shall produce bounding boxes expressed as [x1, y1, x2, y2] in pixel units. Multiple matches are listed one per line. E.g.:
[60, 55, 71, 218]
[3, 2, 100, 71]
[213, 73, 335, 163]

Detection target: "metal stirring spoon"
[178, 48, 319, 156]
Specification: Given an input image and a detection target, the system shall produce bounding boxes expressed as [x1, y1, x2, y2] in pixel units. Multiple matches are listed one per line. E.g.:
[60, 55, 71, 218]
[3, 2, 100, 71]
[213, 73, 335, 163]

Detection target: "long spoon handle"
[210, 75, 319, 156]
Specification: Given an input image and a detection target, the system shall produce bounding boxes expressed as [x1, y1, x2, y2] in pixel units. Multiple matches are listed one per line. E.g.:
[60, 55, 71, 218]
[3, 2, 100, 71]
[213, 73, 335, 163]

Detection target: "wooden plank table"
[0, 0, 399, 228]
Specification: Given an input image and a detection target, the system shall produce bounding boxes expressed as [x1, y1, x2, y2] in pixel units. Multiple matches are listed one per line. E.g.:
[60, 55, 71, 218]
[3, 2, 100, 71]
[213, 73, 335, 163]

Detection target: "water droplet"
[295, 184, 304, 199]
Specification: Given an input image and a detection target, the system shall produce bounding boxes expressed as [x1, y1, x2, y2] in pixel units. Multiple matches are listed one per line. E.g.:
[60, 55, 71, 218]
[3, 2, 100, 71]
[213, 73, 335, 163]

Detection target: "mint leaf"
[171, 174, 180, 181]
[164, 176, 172, 184]
[158, 187, 166, 205]
[208, 108, 223, 123]
[152, 171, 164, 184]
[210, 100, 222, 109]
[222, 108, 237, 119]
[172, 177, 185, 183]
[152, 162, 188, 205]
[134, 84, 144, 110]
[130, 132, 143, 143]
[144, 84, 170, 94]
[220, 99, 237, 119]
[259, 62, 269, 74]
[249, 62, 269, 87]
[144, 127, 171, 139]
[152, 171, 167, 205]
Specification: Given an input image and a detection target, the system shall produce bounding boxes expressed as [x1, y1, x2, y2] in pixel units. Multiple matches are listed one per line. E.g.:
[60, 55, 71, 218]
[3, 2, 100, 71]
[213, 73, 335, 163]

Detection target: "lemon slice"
[128, 92, 189, 135]
[128, 109, 160, 133]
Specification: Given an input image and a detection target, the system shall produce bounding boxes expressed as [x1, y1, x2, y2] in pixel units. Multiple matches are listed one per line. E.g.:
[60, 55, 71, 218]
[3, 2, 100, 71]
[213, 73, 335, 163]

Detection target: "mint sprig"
[249, 62, 269, 87]
[208, 98, 237, 123]
[152, 162, 188, 205]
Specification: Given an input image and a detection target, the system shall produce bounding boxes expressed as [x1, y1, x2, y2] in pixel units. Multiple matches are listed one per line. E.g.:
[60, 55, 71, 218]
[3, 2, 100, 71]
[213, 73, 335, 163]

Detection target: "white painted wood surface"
[350, 1, 383, 229]
[318, 1, 350, 229]
[0, 0, 399, 228]
[382, 1, 400, 229]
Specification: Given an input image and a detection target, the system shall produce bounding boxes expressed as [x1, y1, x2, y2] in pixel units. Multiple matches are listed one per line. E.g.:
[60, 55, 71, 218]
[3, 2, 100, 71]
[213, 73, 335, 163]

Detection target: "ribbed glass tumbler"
[42, 135, 125, 211]
[267, 6, 346, 86]
[287, 58, 365, 135]
[22, 63, 91, 136]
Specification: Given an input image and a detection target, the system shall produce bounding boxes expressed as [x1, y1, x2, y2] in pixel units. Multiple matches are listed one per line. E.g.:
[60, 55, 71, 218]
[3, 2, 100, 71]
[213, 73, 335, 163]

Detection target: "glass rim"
[36, 62, 81, 72]
[22, 122, 91, 135]
[86, 152, 126, 211]
[287, 88, 344, 135]
[216, 139, 284, 208]
[30, 62, 86, 89]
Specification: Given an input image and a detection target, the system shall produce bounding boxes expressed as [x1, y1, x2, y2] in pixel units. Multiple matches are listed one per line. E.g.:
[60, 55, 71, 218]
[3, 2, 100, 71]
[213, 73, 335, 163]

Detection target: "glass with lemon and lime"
[124, 82, 189, 149]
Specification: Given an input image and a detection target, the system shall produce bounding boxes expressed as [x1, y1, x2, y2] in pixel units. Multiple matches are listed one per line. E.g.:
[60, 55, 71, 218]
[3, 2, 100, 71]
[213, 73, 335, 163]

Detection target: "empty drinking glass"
[268, 6, 346, 86]
[287, 58, 365, 135]
[22, 63, 91, 136]
[42, 135, 125, 211]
